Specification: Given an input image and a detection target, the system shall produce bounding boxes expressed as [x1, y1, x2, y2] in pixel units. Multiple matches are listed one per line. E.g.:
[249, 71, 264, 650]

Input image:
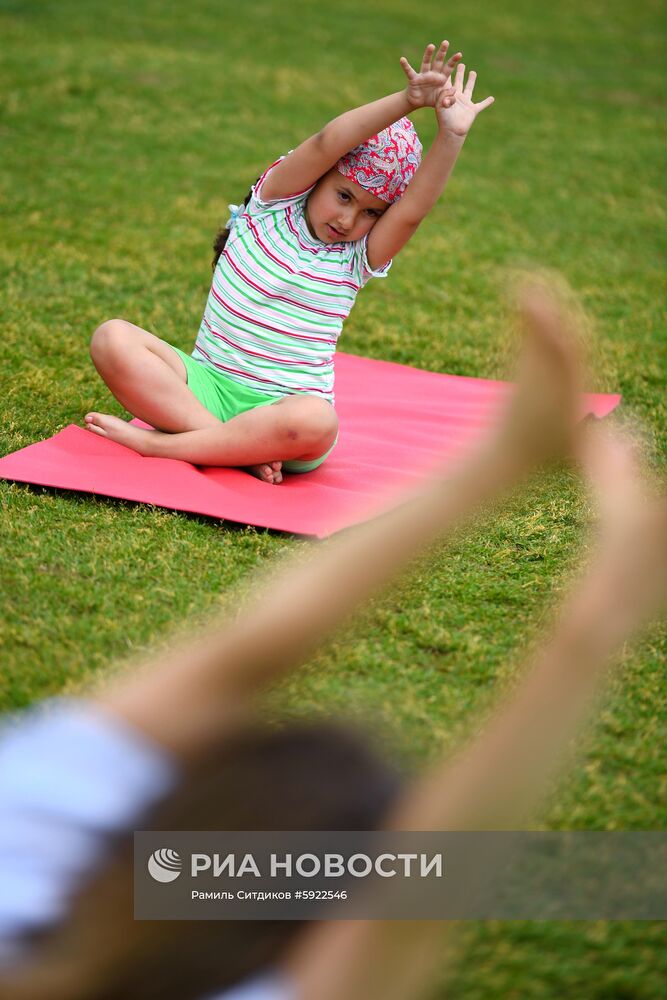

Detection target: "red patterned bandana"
[336, 117, 423, 204]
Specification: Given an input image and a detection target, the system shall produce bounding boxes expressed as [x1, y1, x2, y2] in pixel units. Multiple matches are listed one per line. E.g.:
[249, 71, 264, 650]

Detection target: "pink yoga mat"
[0, 352, 621, 538]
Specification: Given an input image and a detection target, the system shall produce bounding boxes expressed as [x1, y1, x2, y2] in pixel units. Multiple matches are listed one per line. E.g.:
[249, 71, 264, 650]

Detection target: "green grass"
[1, 0, 666, 996]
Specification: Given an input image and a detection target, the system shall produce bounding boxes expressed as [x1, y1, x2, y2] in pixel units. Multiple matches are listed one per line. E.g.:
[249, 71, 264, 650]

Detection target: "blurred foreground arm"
[97, 284, 580, 759]
[287, 427, 667, 1000]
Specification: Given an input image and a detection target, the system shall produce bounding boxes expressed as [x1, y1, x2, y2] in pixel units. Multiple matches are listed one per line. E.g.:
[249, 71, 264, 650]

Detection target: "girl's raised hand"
[400, 40, 462, 109]
[436, 62, 494, 136]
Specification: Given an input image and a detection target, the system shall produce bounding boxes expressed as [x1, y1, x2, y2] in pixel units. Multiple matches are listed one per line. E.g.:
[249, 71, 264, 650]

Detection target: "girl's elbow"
[398, 210, 426, 231]
[315, 124, 336, 158]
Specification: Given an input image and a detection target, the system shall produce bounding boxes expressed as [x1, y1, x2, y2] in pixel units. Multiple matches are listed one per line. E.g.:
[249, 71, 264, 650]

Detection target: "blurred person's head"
[3, 718, 403, 1000]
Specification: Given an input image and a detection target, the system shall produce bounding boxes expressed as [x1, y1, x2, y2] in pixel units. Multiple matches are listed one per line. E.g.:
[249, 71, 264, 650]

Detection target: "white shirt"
[0, 700, 293, 1000]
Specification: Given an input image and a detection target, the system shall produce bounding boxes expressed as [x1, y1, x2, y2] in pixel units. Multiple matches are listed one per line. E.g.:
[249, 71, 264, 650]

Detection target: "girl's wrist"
[400, 87, 420, 113]
[436, 127, 467, 148]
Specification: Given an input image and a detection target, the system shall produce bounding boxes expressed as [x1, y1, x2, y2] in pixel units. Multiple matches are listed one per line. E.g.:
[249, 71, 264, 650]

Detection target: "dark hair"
[5, 720, 403, 1000]
[211, 181, 257, 272]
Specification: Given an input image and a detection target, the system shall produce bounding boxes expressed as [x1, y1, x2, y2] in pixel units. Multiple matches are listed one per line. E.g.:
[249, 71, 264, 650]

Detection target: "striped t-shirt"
[191, 158, 392, 404]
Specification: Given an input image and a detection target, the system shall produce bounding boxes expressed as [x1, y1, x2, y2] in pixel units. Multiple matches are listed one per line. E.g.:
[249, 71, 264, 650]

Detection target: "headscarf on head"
[336, 117, 422, 204]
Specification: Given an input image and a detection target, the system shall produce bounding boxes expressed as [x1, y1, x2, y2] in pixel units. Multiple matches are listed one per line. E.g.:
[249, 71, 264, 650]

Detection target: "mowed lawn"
[1, 0, 665, 996]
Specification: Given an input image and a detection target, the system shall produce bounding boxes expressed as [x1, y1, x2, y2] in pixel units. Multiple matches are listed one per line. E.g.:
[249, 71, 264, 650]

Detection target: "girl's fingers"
[400, 56, 417, 80]
[454, 61, 466, 90]
[420, 43, 436, 73]
[433, 39, 449, 71]
[463, 69, 477, 98]
[444, 51, 462, 79]
[474, 95, 495, 112]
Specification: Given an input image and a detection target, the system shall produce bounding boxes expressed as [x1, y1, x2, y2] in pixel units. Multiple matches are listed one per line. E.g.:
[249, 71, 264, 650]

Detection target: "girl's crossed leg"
[86, 319, 338, 484]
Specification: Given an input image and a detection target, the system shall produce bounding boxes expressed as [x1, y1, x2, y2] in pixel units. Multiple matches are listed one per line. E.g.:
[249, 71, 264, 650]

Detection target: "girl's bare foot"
[84, 412, 157, 455]
[245, 461, 283, 485]
[86, 414, 285, 483]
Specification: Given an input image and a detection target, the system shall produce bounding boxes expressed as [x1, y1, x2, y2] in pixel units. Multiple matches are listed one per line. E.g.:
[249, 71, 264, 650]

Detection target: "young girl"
[84, 41, 494, 483]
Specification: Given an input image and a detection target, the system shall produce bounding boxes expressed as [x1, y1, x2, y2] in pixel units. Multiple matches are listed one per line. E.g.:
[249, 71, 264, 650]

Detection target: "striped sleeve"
[353, 232, 393, 287]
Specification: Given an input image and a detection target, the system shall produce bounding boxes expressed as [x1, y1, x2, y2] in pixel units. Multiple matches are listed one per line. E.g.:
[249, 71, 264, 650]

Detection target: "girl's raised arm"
[260, 42, 460, 201]
[366, 61, 494, 271]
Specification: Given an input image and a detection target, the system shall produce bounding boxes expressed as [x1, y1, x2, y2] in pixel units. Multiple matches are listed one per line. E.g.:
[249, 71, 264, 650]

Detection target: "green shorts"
[170, 347, 336, 473]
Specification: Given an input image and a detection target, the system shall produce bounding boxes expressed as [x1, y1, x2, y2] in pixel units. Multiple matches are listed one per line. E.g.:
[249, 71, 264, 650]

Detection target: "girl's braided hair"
[211, 180, 258, 272]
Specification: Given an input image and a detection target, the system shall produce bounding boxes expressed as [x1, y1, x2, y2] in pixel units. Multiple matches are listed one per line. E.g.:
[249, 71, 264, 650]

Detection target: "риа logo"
[148, 848, 183, 883]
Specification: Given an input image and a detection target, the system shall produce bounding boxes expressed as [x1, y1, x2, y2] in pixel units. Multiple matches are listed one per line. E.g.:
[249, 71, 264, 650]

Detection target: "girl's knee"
[89, 319, 134, 368]
[295, 397, 338, 449]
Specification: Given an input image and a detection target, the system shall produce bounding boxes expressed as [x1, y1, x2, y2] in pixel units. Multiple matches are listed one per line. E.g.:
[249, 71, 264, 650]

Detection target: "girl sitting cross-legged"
[85, 40, 494, 483]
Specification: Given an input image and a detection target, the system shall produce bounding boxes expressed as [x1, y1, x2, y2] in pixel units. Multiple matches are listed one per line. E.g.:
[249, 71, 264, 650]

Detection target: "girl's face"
[305, 168, 388, 244]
